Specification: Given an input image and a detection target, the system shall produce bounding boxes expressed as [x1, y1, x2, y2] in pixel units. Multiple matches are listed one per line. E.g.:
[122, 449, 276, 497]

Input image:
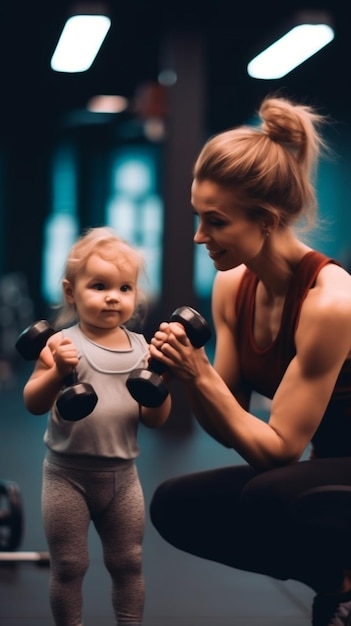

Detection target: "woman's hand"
[150, 321, 210, 384]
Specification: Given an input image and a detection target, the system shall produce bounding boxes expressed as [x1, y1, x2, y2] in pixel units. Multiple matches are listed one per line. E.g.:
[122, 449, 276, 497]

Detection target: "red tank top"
[235, 250, 351, 457]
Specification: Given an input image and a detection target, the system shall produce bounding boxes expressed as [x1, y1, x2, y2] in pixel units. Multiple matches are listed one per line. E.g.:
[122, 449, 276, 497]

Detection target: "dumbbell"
[0, 480, 50, 566]
[126, 306, 211, 407]
[15, 320, 98, 421]
[0, 480, 23, 551]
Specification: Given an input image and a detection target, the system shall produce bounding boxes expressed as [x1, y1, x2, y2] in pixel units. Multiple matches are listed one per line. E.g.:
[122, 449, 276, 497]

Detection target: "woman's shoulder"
[301, 261, 351, 331]
[314, 261, 351, 305]
[213, 264, 247, 296]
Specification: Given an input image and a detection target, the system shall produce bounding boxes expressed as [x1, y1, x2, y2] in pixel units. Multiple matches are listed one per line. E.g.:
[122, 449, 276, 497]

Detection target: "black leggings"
[150, 457, 351, 593]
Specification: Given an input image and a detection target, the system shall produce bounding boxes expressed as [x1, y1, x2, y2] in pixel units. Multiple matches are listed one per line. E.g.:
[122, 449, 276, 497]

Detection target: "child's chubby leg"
[42, 459, 90, 626]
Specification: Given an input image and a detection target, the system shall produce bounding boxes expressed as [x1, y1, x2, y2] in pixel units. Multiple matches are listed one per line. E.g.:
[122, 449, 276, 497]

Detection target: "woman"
[149, 95, 351, 626]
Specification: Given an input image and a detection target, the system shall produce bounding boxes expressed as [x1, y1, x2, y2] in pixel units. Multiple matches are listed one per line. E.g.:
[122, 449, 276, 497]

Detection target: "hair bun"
[260, 97, 305, 146]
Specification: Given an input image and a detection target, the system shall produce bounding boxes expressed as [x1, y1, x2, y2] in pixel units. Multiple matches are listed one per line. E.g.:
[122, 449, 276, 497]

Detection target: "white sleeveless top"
[43, 324, 149, 459]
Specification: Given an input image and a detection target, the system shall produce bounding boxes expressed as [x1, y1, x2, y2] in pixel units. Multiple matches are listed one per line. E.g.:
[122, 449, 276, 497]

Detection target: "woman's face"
[191, 178, 267, 271]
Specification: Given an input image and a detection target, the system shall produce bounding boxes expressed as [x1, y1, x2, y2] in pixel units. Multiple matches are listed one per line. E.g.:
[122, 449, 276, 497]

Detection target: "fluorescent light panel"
[51, 14, 111, 73]
[247, 23, 334, 79]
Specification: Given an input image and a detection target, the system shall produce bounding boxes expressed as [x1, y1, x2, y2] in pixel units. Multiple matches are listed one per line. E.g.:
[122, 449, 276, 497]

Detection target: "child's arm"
[23, 333, 79, 415]
[139, 391, 172, 428]
[138, 362, 172, 428]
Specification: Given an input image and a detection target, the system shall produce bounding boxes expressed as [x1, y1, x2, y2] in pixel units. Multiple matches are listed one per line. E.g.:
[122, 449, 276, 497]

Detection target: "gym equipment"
[0, 551, 50, 565]
[0, 480, 50, 566]
[126, 306, 211, 407]
[15, 320, 98, 421]
[15, 319, 56, 361]
[0, 480, 23, 551]
[55, 368, 98, 422]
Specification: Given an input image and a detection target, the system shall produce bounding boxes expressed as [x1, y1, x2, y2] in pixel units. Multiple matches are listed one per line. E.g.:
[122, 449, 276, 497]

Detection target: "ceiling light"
[87, 95, 129, 113]
[51, 14, 111, 73]
[247, 17, 334, 80]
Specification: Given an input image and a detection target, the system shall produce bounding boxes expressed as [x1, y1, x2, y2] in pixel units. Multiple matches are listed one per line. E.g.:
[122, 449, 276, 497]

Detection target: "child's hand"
[150, 322, 171, 350]
[46, 337, 79, 378]
[39, 345, 55, 369]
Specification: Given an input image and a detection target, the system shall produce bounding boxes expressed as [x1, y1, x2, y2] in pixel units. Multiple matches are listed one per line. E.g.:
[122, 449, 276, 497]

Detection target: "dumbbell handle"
[147, 306, 211, 375]
[126, 306, 211, 407]
[16, 321, 79, 384]
[148, 306, 211, 374]
[63, 369, 79, 386]
[15, 320, 98, 421]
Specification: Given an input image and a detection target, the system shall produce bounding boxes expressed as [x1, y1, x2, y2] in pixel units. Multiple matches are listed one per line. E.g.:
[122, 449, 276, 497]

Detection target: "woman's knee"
[150, 479, 175, 532]
[150, 468, 247, 536]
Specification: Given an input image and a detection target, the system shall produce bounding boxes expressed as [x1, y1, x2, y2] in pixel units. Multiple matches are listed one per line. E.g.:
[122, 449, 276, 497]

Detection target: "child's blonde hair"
[54, 227, 147, 329]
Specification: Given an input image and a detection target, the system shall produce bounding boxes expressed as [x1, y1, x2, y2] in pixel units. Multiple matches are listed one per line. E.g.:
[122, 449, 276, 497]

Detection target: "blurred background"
[0, 0, 350, 624]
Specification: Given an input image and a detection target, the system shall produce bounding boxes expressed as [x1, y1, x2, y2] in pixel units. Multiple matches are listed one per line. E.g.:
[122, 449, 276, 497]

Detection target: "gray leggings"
[42, 455, 145, 626]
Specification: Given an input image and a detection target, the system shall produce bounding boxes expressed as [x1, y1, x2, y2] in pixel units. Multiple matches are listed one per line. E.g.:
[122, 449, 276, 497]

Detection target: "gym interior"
[1, 1, 351, 624]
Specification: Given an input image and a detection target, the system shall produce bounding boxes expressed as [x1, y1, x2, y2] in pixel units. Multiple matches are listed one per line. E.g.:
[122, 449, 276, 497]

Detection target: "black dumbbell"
[0, 480, 50, 566]
[0, 480, 23, 552]
[15, 320, 98, 421]
[126, 306, 211, 407]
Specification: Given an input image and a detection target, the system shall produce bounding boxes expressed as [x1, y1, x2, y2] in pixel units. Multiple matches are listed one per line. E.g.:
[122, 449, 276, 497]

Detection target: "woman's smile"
[206, 247, 225, 260]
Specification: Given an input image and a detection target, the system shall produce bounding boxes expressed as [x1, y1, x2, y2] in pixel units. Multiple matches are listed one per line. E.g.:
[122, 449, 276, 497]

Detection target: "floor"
[0, 361, 315, 625]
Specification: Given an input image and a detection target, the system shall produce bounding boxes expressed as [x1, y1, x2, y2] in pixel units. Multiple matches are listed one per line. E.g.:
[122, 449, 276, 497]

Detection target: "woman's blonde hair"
[54, 226, 147, 329]
[193, 95, 328, 229]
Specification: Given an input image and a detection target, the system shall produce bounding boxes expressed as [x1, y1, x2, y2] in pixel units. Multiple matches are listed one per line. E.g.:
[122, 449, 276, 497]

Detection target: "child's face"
[63, 253, 138, 333]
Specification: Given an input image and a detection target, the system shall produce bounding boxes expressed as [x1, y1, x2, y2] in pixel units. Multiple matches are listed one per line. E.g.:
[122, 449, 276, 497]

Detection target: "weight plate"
[0, 480, 23, 551]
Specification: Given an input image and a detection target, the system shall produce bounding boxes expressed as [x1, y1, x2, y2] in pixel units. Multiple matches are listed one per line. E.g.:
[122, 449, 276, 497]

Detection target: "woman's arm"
[150, 267, 251, 445]
[149, 266, 351, 470]
[23, 333, 79, 415]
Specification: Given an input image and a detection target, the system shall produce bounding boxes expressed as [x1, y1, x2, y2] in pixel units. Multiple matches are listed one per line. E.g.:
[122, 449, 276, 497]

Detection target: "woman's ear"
[261, 208, 280, 235]
[62, 279, 75, 304]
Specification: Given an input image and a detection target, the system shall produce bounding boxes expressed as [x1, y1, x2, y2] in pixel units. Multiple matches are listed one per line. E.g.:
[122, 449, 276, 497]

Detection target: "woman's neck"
[248, 230, 312, 298]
